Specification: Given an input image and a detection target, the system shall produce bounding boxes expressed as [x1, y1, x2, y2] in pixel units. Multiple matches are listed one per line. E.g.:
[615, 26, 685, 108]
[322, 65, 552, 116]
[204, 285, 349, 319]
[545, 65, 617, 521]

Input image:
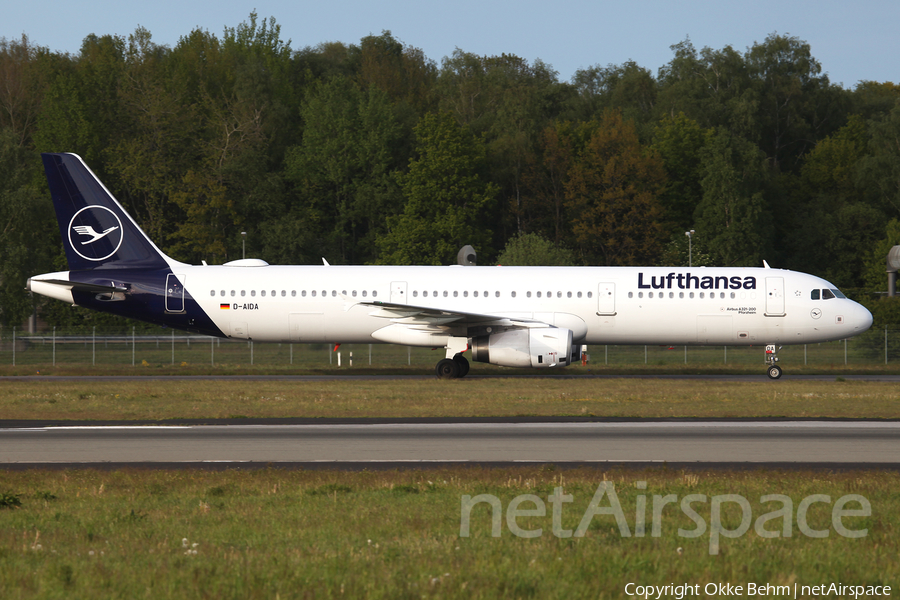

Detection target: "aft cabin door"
[165, 274, 185, 313]
[765, 277, 785, 316]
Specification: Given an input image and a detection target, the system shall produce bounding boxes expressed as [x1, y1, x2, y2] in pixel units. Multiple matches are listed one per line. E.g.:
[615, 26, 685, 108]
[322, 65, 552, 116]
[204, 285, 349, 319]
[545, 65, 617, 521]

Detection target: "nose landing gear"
[765, 345, 783, 379]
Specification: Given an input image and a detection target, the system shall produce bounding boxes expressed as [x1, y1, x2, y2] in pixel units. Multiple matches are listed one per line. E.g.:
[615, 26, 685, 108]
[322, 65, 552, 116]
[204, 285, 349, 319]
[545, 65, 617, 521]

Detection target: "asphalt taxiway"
[2, 420, 898, 467]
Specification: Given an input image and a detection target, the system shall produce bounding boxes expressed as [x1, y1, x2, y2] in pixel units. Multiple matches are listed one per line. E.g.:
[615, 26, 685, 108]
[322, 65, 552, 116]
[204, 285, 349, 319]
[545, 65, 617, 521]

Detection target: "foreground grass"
[0, 467, 895, 599]
[0, 378, 899, 421]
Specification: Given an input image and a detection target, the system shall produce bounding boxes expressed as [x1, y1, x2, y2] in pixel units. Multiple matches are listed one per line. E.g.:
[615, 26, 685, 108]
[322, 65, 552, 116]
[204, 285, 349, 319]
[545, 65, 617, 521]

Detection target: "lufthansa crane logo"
[68, 205, 124, 261]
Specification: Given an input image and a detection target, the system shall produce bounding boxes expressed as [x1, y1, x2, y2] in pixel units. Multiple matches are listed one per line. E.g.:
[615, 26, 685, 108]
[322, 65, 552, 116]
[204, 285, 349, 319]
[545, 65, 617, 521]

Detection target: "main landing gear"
[435, 353, 470, 379]
[765, 344, 783, 379]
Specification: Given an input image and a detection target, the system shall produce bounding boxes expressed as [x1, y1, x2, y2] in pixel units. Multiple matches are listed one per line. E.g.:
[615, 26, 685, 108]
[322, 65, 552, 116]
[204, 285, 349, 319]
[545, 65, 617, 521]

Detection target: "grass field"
[0, 467, 896, 599]
[0, 377, 899, 421]
[2, 347, 898, 597]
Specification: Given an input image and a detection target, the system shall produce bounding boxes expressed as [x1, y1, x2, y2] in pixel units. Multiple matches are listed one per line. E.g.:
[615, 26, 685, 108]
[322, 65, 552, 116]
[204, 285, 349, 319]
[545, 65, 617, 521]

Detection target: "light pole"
[241, 231, 247, 260]
[685, 230, 695, 267]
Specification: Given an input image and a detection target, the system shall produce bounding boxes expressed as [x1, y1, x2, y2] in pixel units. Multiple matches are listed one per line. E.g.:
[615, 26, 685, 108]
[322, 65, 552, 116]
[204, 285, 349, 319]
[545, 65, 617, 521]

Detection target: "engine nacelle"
[471, 328, 573, 368]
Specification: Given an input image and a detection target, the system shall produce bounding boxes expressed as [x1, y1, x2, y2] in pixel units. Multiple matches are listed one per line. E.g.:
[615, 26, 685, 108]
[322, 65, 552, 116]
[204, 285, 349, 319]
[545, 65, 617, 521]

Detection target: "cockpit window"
[813, 288, 847, 300]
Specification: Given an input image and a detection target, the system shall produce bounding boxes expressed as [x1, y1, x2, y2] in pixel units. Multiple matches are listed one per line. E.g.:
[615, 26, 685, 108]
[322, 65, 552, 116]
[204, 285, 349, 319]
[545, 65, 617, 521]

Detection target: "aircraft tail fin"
[41, 153, 172, 271]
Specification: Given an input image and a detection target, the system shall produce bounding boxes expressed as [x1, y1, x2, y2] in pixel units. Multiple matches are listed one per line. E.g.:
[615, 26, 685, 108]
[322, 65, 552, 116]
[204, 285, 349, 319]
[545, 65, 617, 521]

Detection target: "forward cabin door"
[765, 277, 785, 316]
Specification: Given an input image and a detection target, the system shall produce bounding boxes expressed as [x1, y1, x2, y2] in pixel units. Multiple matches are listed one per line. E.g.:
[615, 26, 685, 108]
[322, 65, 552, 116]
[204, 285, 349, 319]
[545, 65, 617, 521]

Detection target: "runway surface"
[2, 421, 898, 466]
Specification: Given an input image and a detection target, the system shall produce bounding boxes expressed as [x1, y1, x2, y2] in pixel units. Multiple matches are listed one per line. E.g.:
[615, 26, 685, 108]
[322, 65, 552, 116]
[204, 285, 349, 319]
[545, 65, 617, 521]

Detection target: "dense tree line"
[1, 13, 899, 328]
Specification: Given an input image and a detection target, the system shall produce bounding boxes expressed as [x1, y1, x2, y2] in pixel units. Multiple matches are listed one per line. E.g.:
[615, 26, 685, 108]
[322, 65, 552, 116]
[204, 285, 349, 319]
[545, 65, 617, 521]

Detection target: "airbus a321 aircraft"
[28, 153, 873, 379]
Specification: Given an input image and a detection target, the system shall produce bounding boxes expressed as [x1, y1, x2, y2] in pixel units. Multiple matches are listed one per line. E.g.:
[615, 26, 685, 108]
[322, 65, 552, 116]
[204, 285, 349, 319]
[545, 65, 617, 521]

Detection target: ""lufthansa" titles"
[638, 273, 756, 291]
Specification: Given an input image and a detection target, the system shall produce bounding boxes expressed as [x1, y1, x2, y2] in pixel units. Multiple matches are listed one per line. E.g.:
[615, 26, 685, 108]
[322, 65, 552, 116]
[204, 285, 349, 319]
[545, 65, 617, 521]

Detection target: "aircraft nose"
[853, 302, 873, 332]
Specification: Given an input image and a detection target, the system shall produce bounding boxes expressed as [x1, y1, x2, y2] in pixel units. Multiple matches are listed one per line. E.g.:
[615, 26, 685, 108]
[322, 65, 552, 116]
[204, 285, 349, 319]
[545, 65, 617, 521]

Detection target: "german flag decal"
[220, 303, 230, 310]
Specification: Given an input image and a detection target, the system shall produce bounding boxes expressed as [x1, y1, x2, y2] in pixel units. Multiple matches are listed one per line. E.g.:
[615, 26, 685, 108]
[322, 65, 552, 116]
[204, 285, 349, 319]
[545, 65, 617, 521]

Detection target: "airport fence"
[0, 325, 898, 369]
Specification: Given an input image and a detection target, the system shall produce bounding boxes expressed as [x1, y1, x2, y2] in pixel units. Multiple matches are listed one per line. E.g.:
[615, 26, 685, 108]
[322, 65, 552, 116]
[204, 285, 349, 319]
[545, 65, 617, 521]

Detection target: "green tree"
[657, 38, 757, 140]
[652, 112, 713, 231]
[496, 232, 574, 266]
[570, 60, 657, 126]
[864, 219, 900, 292]
[0, 129, 55, 326]
[859, 105, 900, 218]
[787, 116, 886, 288]
[693, 129, 772, 267]
[518, 121, 575, 244]
[745, 33, 847, 172]
[564, 110, 667, 265]
[437, 51, 567, 241]
[105, 27, 199, 245]
[0, 35, 51, 148]
[377, 112, 498, 265]
[285, 77, 405, 264]
[357, 31, 437, 115]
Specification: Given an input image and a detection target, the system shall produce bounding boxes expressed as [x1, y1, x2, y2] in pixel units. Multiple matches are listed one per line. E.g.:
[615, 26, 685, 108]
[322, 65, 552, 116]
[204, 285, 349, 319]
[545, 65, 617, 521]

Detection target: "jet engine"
[471, 328, 573, 368]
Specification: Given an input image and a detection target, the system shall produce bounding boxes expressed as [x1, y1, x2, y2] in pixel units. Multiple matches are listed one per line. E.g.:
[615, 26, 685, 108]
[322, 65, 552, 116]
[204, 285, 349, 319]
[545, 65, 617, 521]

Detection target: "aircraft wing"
[359, 300, 551, 331]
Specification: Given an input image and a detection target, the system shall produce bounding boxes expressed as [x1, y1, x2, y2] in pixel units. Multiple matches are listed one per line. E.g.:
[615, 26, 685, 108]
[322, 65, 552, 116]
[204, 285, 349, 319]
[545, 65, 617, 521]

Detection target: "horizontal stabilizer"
[27, 278, 126, 294]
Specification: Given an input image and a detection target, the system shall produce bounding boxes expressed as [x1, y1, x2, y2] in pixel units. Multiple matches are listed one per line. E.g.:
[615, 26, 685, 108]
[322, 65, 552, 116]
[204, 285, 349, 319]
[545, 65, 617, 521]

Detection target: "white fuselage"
[177, 264, 872, 346]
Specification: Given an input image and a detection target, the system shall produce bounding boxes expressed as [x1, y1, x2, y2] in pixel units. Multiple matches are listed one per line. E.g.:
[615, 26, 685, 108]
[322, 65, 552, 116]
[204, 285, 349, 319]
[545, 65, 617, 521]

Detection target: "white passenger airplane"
[28, 153, 873, 378]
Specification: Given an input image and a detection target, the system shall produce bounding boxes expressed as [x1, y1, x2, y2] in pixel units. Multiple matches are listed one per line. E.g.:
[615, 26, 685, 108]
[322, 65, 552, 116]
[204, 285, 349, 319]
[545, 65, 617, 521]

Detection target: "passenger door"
[165, 274, 185, 313]
[597, 283, 616, 315]
[765, 277, 785, 316]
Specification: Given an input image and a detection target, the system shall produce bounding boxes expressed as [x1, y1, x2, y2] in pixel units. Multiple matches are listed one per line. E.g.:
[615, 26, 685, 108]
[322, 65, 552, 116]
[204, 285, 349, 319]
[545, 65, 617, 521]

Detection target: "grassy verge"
[0, 378, 899, 421]
[0, 467, 895, 599]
